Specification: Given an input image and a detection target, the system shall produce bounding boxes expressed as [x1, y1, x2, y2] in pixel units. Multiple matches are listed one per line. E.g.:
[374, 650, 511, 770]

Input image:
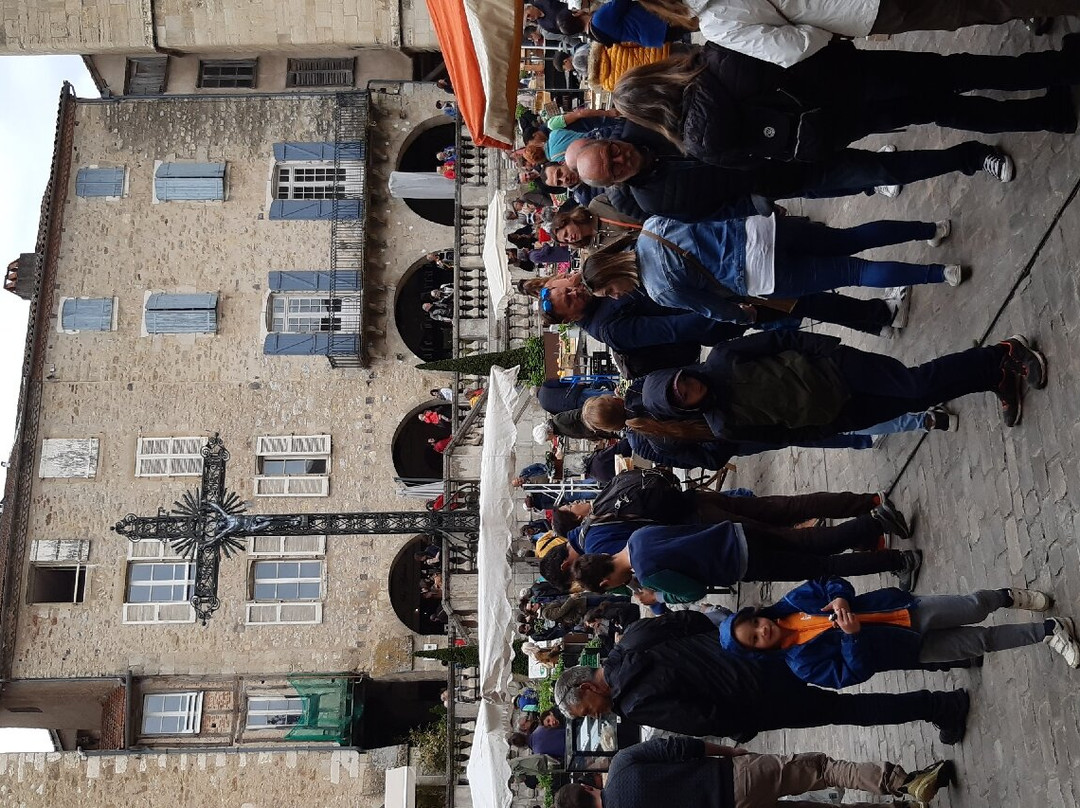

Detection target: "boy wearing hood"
[719, 576, 1080, 688]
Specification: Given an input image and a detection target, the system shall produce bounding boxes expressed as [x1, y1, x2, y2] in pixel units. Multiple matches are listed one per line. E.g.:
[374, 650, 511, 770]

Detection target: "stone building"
[0, 76, 516, 804]
[0, 0, 442, 95]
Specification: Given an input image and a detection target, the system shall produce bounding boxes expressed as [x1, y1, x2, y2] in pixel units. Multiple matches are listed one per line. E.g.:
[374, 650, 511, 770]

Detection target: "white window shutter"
[136, 436, 204, 477]
[31, 539, 90, 563]
[246, 602, 322, 625]
[256, 436, 293, 456]
[290, 435, 331, 455]
[123, 602, 196, 624]
[254, 476, 329, 497]
[248, 535, 326, 556]
[39, 439, 99, 478]
[127, 539, 182, 560]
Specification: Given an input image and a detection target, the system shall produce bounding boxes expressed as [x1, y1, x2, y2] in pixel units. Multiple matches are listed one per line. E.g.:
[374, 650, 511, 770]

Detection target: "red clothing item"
[420, 410, 445, 425]
[431, 436, 452, 453]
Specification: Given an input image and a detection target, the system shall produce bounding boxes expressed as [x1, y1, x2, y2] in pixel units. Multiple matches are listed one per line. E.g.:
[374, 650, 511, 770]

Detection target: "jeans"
[771, 219, 945, 295]
[911, 590, 1047, 663]
[853, 411, 926, 436]
[733, 753, 907, 808]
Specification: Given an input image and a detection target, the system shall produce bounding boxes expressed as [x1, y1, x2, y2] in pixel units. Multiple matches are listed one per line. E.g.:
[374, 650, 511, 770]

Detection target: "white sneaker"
[927, 219, 951, 248]
[1045, 617, 1080, 669]
[943, 265, 964, 287]
[874, 145, 902, 197]
[983, 151, 1015, 183]
[1009, 588, 1054, 611]
[885, 287, 911, 329]
[925, 405, 958, 432]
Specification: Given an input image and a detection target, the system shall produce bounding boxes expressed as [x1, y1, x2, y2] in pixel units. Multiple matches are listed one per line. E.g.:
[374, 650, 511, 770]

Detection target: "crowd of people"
[476, 3, 1080, 807]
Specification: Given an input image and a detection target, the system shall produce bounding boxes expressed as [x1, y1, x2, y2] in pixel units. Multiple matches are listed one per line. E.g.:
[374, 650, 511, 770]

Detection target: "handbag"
[638, 229, 797, 314]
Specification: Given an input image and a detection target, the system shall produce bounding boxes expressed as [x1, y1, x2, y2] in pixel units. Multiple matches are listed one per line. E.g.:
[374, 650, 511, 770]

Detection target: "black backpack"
[578, 468, 687, 544]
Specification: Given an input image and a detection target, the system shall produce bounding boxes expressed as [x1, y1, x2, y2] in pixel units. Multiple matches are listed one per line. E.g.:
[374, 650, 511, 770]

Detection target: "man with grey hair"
[554, 610, 971, 744]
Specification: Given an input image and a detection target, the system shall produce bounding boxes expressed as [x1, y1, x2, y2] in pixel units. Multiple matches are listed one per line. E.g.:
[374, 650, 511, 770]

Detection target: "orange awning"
[426, 0, 523, 149]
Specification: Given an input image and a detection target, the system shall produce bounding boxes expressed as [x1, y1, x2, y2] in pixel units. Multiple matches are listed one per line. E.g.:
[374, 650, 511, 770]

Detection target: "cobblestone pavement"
[716, 18, 1080, 808]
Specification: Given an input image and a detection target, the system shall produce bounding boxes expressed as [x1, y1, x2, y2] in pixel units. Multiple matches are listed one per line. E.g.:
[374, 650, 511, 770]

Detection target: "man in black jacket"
[554, 611, 971, 743]
[554, 737, 954, 808]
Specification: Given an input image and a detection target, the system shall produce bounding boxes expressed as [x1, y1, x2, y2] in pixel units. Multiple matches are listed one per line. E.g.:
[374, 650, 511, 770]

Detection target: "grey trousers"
[732, 752, 907, 808]
[872, 0, 1080, 33]
[911, 590, 1047, 663]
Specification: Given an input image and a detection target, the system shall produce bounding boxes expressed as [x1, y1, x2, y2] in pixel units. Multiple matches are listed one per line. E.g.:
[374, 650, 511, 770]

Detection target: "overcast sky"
[0, 55, 99, 754]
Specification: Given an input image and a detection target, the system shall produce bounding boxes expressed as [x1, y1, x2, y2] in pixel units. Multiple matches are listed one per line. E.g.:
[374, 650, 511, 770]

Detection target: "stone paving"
[719, 18, 1080, 808]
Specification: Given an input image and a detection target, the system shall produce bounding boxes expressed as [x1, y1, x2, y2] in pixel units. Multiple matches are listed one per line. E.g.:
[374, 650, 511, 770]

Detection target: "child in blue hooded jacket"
[719, 576, 1080, 689]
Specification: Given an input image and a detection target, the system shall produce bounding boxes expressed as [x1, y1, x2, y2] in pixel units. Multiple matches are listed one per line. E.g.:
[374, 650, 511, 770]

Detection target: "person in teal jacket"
[718, 576, 1080, 688]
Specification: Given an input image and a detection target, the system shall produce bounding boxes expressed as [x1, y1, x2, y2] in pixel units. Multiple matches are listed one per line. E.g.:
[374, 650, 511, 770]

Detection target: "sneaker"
[983, 150, 1015, 183]
[996, 365, 1024, 427]
[1045, 617, 1080, 669]
[933, 689, 970, 745]
[1008, 588, 1054, 611]
[874, 183, 902, 198]
[872, 493, 912, 539]
[925, 405, 958, 432]
[898, 760, 956, 803]
[885, 287, 911, 329]
[998, 334, 1047, 389]
[893, 549, 923, 593]
[942, 265, 965, 287]
[927, 219, 951, 248]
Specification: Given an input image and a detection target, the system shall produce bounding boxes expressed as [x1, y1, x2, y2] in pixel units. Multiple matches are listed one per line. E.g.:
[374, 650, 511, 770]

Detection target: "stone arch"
[395, 119, 457, 226]
[391, 399, 452, 484]
[394, 250, 454, 361]
[387, 535, 447, 635]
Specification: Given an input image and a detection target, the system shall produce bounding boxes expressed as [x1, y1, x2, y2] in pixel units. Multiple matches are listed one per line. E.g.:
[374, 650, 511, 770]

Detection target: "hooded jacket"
[718, 576, 921, 688]
[641, 330, 850, 444]
[627, 522, 748, 603]
[602, 610, 765, 737]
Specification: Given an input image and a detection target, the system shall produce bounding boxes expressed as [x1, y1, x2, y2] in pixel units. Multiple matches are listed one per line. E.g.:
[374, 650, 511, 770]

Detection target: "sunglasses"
[539, 286, 555, 314]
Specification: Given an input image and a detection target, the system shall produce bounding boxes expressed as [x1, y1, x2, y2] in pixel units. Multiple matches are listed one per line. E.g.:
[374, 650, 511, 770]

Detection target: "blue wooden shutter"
[269, 200, 360, 221]
[76, 167, 125, 198]
[271, 142, 362, 161]
[263, 334, 360, 356]
[268, 272, 361, 292]
[154, 163, 226, 201]
[145, 293, 218, 334]
[61, 298, 114, 331]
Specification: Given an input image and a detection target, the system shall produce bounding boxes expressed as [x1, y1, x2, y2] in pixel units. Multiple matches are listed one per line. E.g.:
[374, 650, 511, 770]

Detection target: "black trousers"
[756, 292, 894, 336]
[692, 489, 876, 526]
[871, 0, 1080, 35]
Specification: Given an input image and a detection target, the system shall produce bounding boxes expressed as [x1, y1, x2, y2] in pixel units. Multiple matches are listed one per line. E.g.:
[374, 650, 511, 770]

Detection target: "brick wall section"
[9, 88, 459, 682]
[0, 747, 400, 805]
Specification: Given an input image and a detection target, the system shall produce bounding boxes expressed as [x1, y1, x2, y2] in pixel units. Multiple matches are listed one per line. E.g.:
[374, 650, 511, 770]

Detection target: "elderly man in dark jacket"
[554, 737, 955, 808]
[554, 611, 971, 744]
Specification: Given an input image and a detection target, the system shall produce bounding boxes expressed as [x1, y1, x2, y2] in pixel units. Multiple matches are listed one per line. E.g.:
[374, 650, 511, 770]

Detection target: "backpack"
[578, 468, 687, 543]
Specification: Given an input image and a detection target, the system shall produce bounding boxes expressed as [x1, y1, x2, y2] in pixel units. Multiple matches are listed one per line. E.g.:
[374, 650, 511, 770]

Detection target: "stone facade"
[0, 0, 438, 55]
[0, 746, 406, 805]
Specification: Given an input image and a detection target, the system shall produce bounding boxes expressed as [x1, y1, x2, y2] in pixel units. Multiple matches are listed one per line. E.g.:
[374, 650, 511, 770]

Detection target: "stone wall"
[10, 87, 461, 681]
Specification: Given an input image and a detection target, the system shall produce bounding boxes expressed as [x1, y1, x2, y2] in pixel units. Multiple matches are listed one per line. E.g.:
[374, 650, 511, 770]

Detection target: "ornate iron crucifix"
[111, 435, 479, 625]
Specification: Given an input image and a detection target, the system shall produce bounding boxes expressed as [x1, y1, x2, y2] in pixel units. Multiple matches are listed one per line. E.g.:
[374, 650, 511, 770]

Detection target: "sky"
[0, 55, 100, 754]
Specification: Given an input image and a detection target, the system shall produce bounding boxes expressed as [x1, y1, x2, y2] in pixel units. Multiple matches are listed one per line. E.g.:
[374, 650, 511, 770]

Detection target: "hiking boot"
[996, 365, 1023, 428]
[933, 689, 970, 745]
[872, 493, 911, 539]
[1045, 617, 1080, 669]
[1007, 588, 1053, 611]
[983, 150, 1015, 183]
[898, 760, 956, 802]
[893, 549, 922, 593]
[925, 406, 957, 432]
[999, 334, 1047, 389]
[927, 219, 951, 248]
[942, 265, 965, 287]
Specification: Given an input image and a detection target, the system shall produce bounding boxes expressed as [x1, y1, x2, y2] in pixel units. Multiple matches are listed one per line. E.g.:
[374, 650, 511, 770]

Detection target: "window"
[143, 292, 218, 335]
[153, 162, 226, 202]
[123, 540, 196, 624]
[262, 272, 362, 357]
[142, 692, 203, 735]
[254, 435, 331, 497]
[135, 436, 205, 476]
[28, 540, 89, 604]
[246, 694, 304, 728]
[39, 438, 99, 478]
[198, 59, 257, 89]
[246, 535, 325, 625]
[269, 143, 363, 221]
[75, 167, 125, 199]
[125, 57, 168, 95]
[285, 58, 355, 88]
[58, 297, 116, 333]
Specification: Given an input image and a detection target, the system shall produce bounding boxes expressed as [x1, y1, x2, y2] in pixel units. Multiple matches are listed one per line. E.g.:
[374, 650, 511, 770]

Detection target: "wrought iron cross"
[112, 435, 479, 625]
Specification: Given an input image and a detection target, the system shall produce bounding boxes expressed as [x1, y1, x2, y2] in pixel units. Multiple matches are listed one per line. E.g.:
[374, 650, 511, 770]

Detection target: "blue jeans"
[771, 219, 945, 295]
[851, 411, 926, 436]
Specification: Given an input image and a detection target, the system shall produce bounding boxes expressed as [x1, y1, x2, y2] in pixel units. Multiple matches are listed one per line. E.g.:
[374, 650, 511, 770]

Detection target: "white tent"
[483, 190, 512, 314]
[464, 365, 522, 808]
